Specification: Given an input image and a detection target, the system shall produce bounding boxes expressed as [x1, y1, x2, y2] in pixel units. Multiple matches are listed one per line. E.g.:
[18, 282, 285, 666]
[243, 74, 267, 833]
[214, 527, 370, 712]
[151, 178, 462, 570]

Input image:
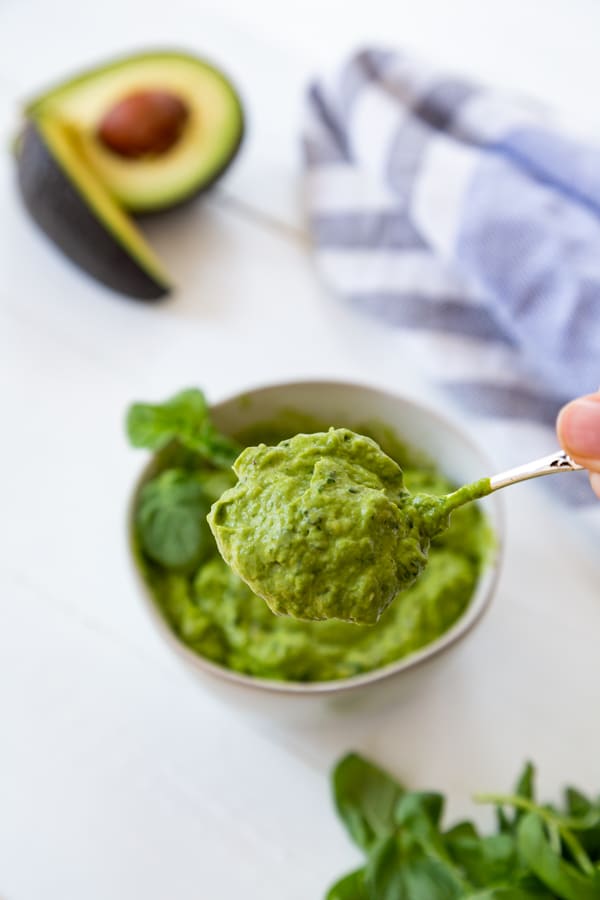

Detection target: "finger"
[556, 393, 600, 473]
[591, 473, 600, 499]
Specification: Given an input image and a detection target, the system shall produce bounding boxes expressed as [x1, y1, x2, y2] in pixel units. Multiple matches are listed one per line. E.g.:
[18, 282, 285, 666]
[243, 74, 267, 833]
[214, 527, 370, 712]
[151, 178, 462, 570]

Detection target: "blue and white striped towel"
[304, 48, 600, 514]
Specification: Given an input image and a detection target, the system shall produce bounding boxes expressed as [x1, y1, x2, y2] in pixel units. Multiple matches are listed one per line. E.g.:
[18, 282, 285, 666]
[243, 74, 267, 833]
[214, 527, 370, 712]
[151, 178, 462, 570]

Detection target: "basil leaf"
[444, 829, 519, 888]
[444, 821, 479, 843]
[328, 757, 600, 900]
[566, 788, 593, 819]
[127, 388, 209, 450]
[333, 753, 405, 852]
[396, 791, 445, 830]
[515, 764, 536, 803]
[326, 868, 369, 899]
[136, 469, 212, 569]
[512, 764, 536, 827]
[496, 806, 514, 836]
[200, 429, 243, 469]
[464, 884, 556, 899]
[365, 834, 464, 900]
[563, 789, 600, 859]
[126, 388, 240, 468]
[517, 812, 600, 900]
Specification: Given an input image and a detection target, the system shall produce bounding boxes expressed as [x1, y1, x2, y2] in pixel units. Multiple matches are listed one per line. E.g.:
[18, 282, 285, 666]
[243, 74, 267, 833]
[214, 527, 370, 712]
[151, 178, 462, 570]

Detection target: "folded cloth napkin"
[304, 48, 600, 512]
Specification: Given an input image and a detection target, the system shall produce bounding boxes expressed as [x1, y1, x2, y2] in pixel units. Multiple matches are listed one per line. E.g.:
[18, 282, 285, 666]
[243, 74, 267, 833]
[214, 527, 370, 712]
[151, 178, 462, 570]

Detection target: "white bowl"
[130, 380, 504, 721]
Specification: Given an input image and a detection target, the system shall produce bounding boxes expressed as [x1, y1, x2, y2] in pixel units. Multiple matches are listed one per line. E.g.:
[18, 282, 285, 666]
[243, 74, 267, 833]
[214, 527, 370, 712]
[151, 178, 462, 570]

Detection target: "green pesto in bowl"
[132, 416, 493, 683]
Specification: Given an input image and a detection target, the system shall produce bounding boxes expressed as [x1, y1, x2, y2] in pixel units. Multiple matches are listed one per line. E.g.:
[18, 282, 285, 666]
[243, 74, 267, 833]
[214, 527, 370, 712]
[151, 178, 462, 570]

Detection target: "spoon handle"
[489, 450, 584, 491]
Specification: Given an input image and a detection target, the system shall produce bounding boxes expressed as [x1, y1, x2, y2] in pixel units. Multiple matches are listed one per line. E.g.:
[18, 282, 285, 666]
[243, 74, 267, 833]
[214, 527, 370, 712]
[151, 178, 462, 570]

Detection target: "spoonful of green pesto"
[208, 428, 487, 625]
[207, 428, 582, 625]
[208, 428, 568, 624]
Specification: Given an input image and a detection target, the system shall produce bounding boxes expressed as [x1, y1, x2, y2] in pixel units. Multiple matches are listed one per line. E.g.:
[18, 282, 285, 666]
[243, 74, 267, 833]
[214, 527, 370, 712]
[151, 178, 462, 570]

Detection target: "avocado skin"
[17, 123, 169, 301]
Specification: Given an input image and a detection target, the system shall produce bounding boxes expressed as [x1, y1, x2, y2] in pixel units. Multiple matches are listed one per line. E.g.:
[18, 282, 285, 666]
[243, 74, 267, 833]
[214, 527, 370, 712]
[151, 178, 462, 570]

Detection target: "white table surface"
[2, 2, 600, 898]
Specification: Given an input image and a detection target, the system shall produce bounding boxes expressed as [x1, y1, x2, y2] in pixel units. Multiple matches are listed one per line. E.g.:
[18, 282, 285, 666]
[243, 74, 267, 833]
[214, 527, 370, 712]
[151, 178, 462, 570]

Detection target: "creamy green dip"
[134, 417, 493, 682]
[209, 428, 456, 624]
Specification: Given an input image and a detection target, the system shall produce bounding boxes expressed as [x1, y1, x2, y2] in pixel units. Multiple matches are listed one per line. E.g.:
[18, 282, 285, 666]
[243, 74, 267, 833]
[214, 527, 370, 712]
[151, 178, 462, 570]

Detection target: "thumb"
[557, 392, 600, 471]
[557, 393, 600, 499]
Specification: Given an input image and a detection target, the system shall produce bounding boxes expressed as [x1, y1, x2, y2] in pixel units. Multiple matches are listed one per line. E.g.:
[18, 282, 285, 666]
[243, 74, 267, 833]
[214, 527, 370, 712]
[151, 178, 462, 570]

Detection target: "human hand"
[557, 392, 600, 499]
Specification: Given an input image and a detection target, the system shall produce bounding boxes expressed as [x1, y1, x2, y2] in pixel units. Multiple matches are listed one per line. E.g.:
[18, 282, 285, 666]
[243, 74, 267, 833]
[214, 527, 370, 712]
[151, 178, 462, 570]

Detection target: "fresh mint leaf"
[396, 791, 444, 830]
[564, 788, 600, 859]
[516, 764, 536, 802]
[127, 388, 208, 450]
[476, 789, 598, 878]
[479, 764, 537, 839]
[327, 757, 600, 900]
[394, 791, 455, 873]
[444, 828, 519, 888]
[333, 753, 405, 852]
[326, 869, 369, 899]
[496, 806, 514, 836]
[566, 787, 593, 818]
[365, 833, 464, 900]
[444, 822, 480, 843]
[126, 388, 240, 468]
[136, 469, 212, 569]
[201, 430, 242, 469]
[464, 884, 555, 899]
[517, 812, 600, 900]
[513, 764, 536, 826]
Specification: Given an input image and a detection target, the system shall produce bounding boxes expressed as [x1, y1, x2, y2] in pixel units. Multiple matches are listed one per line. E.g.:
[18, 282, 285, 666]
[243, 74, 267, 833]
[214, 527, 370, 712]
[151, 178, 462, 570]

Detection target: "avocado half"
[18, 118, 171, 299]
[16, 50, 244, 299]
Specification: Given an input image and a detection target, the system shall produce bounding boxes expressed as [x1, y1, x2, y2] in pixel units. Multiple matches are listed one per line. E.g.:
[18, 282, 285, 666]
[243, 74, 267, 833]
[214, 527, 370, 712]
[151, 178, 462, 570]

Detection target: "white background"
[2, 2, 600, 898]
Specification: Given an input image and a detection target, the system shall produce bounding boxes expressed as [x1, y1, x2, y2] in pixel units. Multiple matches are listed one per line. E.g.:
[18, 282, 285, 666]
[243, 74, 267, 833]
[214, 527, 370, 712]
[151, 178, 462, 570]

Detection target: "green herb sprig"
[127, 388, 239, 571]
[127, 387, 240, 468]
[327, 754, 600, 899]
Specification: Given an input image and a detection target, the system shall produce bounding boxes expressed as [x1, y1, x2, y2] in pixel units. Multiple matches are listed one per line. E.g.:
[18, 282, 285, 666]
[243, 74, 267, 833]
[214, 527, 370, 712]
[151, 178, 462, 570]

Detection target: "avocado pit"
[98, 89, 190, 158]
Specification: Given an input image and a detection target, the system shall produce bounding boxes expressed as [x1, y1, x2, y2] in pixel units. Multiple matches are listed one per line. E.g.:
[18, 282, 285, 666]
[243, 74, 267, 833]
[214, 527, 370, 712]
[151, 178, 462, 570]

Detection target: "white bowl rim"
[129, 378, 505, 697]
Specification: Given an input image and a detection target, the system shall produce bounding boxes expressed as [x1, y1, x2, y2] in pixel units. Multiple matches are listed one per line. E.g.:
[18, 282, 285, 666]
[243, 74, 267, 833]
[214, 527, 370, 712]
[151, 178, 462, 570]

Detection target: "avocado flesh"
[18, 117, 170, 299]
[27, 51, 244, 213]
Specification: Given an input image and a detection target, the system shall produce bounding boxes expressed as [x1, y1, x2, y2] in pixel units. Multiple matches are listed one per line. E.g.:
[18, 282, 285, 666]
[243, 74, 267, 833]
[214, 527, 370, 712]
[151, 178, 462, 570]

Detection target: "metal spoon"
[439, 449, 585, 518]
[488, 449, 584, 490]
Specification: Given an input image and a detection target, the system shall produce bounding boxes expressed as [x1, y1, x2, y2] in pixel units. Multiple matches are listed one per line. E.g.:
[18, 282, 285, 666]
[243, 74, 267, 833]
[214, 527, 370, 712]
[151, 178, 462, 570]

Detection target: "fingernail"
[557, 395, 600, 458]
[591, 472, 600, 499]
